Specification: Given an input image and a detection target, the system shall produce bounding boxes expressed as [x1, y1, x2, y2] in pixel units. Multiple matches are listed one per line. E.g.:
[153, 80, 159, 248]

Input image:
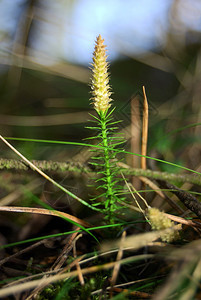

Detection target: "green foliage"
[87, 109, 125, 222]
[37, 280, 75, 300]
[38, 275, 109, 300]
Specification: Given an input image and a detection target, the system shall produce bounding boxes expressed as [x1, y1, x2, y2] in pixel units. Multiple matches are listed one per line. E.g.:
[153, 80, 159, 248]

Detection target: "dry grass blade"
[101, 227, 182, 253]
[25, 276, 48, 300]
[138, 176, 164, 198]
[0, 239, 47, 267]
[50, 229, 81, 271]
[25, 233, 84, 300]
[110, 231, 126, 297]
[0, 254, 152, 298]
[153, 239, 201, 300]
[92, 277, 158, 297]
[73, 234, 85, 286]
[0, 135, 97, 211]
[0, 206, 91, 228]
[164, 213, 201, 229]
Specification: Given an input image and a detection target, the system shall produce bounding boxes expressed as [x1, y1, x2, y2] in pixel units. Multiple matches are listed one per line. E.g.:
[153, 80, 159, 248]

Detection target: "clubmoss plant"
[87, 35, 124, 222]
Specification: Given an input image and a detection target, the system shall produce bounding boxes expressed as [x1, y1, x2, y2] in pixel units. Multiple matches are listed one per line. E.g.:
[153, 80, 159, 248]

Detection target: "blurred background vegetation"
[0, 0, 201, 170]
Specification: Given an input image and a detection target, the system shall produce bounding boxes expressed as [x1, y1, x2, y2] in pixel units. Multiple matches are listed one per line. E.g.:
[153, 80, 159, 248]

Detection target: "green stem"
[100, 112, 116, 214]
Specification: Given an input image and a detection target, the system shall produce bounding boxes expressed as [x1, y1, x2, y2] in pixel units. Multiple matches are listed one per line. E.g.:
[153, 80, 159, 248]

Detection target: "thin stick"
[121, 172, 148, 220]
[0, 239, 47, 267]
[73, 234, 85, 286]
[50, 229, 81, 271]
[110, 231, 126, 297]
[141, 86, 148, 170]
[131, 96, 141, 187]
